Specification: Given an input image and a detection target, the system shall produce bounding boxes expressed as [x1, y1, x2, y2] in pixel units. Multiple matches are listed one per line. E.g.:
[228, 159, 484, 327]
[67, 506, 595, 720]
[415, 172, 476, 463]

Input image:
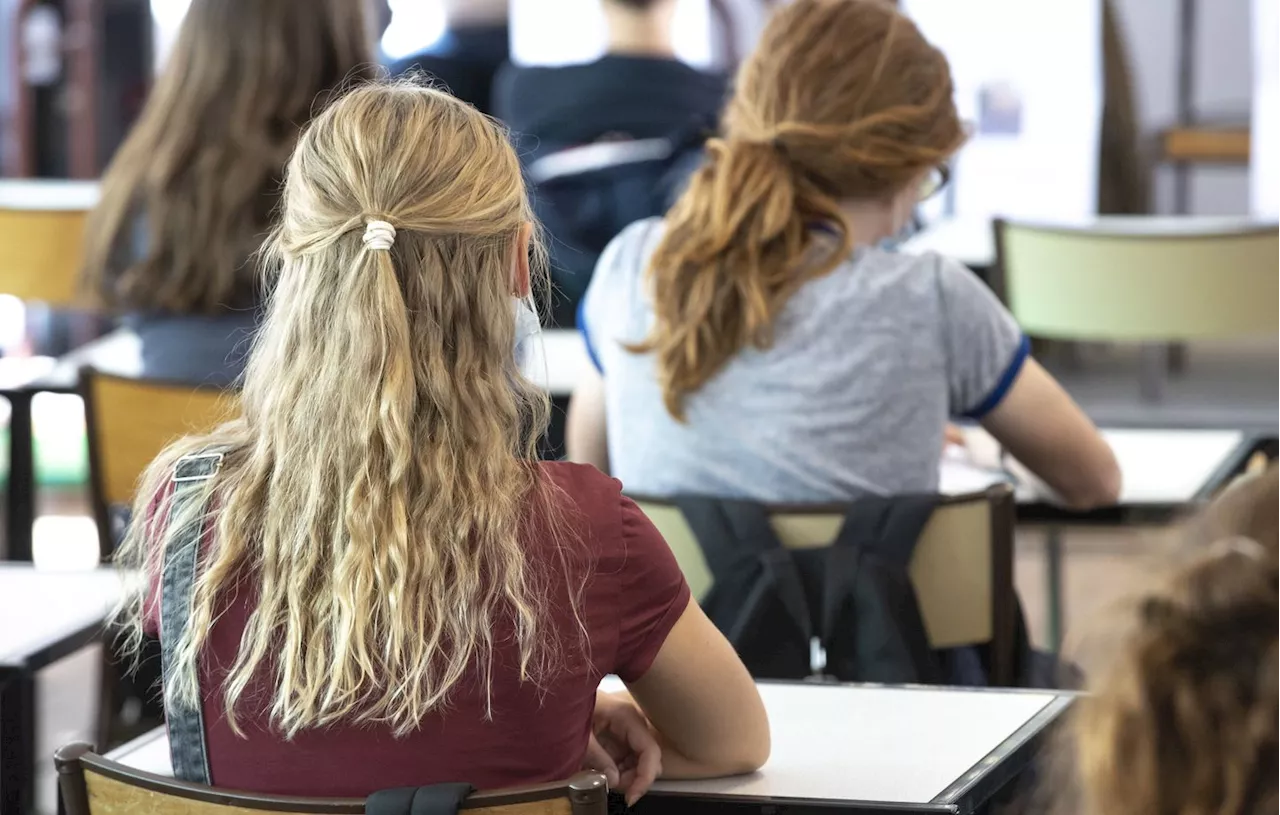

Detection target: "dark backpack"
[675, 494, 945, 684]
[671, 494, 1070, 688]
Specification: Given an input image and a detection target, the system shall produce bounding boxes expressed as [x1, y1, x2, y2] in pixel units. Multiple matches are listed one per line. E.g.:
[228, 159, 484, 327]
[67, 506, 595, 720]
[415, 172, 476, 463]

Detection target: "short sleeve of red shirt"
[613, 495, 692, 683]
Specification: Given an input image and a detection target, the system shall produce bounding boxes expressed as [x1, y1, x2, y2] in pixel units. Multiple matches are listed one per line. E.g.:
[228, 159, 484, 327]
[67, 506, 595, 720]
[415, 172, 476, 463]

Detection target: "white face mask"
[513, 295, 541, 366]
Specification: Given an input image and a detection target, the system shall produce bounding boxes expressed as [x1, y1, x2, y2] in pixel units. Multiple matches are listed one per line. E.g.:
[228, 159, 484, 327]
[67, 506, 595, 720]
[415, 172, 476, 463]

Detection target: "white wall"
[1111, 0, 1254, 214]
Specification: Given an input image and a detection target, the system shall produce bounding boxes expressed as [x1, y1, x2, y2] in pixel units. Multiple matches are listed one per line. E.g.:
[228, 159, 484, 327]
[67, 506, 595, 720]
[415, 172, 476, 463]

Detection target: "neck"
[604, 7, 676, 57]
[837, 199, 901, 248]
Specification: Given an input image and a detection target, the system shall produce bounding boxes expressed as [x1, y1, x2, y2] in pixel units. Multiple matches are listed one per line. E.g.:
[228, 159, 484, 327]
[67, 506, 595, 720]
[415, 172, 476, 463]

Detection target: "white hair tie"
[363, 220, 396, 251]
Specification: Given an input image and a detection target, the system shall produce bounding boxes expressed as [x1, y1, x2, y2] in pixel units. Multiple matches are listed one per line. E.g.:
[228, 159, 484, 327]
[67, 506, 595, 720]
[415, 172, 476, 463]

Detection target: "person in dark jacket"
[493, 0, 728, 325]
[390, 0, 509, 116]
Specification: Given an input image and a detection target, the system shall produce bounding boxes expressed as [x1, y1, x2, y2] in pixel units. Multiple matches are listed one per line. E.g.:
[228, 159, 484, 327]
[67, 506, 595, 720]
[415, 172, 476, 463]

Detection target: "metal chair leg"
[1046, 526, 1065, 654]
[1139, 343, 1168, 403]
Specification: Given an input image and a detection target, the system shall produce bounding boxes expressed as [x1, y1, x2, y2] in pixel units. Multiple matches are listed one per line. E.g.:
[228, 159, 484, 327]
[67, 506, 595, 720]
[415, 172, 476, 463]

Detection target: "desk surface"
[0, 180, 101, 211]
[108, 683, 1072, 810]
[900, 214, 1275, 270]
[0, 565, 122, 668]
[939, 427, 1248, 508]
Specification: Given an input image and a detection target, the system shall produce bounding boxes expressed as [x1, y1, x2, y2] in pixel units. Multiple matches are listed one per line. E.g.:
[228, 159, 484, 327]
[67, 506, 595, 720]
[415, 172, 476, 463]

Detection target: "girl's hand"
[583, 692, 663, 806]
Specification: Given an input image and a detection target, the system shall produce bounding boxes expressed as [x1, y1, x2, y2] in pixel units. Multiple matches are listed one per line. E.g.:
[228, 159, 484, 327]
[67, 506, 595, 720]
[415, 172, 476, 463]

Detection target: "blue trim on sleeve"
[577, 299, 604, 374]
[963, 334, 1031, 419]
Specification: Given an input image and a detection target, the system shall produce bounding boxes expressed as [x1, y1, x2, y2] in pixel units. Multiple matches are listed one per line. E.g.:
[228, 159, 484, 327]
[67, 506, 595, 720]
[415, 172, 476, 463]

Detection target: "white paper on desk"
[1253, 0, 1279, 217]
[937, 455, 1010, 496]
[901, 0, 1102, 221]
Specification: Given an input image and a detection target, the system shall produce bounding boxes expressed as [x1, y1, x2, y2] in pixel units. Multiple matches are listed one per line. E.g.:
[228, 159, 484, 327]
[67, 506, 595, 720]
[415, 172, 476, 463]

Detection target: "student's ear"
[511, 222, 532, 298]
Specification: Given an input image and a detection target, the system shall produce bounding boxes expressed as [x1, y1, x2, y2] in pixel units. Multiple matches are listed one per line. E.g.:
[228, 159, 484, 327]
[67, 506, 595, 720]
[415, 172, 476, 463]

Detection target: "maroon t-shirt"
[143, 462, 690, 797]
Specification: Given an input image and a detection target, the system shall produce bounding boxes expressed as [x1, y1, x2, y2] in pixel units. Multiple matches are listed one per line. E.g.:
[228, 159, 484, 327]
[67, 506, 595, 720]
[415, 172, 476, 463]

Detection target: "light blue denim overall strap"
[159, 448, 226, 785]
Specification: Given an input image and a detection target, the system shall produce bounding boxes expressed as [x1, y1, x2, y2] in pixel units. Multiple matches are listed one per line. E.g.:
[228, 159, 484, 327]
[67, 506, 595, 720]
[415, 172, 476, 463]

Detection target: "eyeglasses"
[919, 164, 951, 201]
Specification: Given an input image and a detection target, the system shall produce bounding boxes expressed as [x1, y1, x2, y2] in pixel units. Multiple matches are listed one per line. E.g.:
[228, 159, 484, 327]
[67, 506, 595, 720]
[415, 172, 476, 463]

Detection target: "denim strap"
[160, 448, 225, 785]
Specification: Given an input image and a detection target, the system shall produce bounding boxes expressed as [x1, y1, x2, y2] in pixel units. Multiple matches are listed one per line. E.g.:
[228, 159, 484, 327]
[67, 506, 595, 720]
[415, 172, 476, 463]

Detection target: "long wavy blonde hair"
[82, 0, 374, 314]
[115, 82, 567, 738]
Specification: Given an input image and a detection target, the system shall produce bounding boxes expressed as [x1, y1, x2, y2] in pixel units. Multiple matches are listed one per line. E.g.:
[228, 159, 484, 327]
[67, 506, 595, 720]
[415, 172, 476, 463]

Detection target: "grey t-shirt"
[580, 218, 1029, 503]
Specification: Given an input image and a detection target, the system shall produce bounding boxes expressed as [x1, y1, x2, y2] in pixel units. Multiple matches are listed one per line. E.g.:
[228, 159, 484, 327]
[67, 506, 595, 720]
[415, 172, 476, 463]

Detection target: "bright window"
[382, 0, 447, 61]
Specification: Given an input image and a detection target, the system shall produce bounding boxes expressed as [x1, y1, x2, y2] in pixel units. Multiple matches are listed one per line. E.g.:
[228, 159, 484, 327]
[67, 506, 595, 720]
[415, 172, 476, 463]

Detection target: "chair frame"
[55, 743, 608, 815]
[630, 486, 1018, 685]
[79, 366, 233, 560]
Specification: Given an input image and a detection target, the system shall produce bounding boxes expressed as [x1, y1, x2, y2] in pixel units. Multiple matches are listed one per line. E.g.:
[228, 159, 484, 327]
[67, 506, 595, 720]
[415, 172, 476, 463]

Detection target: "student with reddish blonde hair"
[569, 0, 1120, 510]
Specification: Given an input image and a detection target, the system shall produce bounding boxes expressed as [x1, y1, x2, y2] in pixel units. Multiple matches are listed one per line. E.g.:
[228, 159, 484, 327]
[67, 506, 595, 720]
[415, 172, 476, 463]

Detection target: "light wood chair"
[55, 743, 609, 815]
[633, 487, 1018, 685]
[80, 368, 237, 558]
[993, 218, 1279, 400]
[0, 206, 89, 306]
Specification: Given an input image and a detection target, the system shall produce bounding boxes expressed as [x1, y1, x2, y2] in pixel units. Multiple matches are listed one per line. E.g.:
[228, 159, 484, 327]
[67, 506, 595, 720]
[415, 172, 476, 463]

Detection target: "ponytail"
[628, 0, 965, 420]
[631, 137, 851, 420]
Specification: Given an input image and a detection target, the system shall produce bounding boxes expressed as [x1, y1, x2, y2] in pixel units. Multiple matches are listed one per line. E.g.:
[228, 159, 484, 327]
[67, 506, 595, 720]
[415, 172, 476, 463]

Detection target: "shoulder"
[538, 460, 623, 504]
[596, 218, 666, 283]
[803, 246, 946, 309]
[586, 218, 664, 308]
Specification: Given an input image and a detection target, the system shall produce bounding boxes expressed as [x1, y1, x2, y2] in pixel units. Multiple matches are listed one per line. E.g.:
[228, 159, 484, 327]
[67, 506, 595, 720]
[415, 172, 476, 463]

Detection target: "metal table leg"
[4, 390, 36, 562]
[1045, 526, 1065, 654]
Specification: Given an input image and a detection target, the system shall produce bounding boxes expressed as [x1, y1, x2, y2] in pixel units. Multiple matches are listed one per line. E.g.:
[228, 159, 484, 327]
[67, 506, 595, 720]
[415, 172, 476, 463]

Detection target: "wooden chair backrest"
[0, 207, 88, 305]
[55, 744, 608, 815]
[995, 218, 1279, 341]
[81, 369, 237, 555]
[634, 487, 1017, 682]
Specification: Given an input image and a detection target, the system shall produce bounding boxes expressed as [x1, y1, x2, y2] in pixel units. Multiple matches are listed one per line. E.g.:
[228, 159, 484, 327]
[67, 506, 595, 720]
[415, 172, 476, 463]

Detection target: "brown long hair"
[114, 82, 570, 737]
[1070, 469, 1279, 815]
[82, 0, 374, 314]
[634, 0, 964, 419]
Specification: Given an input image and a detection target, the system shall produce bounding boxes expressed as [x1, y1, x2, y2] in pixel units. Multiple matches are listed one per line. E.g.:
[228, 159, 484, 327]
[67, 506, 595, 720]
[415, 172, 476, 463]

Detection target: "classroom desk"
[0, 564, 122, 815]
[900, 214, 1273, 274]
[943, 426, 1257, 651]
[940, 427, 1255, 519]
[107, 682, 1075, 814]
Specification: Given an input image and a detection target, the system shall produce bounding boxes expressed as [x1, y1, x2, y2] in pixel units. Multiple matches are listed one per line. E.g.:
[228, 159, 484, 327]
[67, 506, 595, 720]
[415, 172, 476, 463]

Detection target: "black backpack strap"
[674, 497, 814, 677]
[366, 783, 475, 815]
[160, 448, 227, 785]
[821, 495, 942, 684]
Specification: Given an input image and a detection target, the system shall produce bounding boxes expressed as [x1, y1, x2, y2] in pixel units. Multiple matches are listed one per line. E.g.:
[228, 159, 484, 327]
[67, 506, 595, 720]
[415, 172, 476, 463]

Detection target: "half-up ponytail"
[634, 0, 965, 418]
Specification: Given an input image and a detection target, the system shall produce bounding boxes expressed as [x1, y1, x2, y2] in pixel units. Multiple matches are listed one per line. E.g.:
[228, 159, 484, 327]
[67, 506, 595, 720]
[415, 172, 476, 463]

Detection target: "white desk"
[108, 682, 1073, 812]
[900, 214, 1275, 272]
[0, 179, 101, 211]
[939, 427, 1249, 509]
[0, 565, 123, 815]
[0, 565, 122, 667]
